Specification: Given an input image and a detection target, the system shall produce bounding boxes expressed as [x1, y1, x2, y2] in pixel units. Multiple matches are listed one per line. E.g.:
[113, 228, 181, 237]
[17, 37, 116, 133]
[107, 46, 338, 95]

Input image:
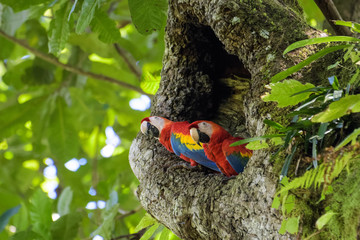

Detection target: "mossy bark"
[129, 0, 347, 239]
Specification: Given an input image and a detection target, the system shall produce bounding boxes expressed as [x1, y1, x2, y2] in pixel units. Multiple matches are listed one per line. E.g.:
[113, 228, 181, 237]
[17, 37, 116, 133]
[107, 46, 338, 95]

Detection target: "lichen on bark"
[129, 0, 348, 239]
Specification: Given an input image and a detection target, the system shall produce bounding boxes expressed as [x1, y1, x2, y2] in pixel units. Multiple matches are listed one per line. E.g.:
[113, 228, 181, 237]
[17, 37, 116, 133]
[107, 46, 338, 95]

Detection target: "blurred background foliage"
[0, 0, 325, 239]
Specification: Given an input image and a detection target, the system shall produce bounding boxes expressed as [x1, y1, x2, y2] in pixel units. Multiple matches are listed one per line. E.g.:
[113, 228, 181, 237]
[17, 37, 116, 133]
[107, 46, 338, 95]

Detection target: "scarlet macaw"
[140, 116, 221, 172]
[189, 120, 252, 177]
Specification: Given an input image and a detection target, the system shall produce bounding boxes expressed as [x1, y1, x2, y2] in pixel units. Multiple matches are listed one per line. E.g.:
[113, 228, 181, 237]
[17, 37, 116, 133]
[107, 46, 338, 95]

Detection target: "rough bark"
[129, 0, 346, 239]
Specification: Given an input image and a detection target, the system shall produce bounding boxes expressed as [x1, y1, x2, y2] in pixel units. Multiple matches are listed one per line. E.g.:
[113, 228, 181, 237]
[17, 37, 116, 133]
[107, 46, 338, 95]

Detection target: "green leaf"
[92, 191, 120, 239]
[51, 213, 81, 240]
[47, 97, 80, 161]
[134, 213, 157, 232]
[335, 20, 360, 33]
[11, 229, 41, 240]
[246, 140, 269, 150]
[316, 211, 337, 230]
[284, 195, 295, 214]
[75, 0, 99, 34]
[140, 223, 160, 240]
[312, 95, 360, 122]
[129, 0, 168, 35]
[48, 2, 71, 56]
[283, 36, 360, 55]
[0, 205, 21, 233]
[279, 219, 287, 234]
[29, 189, 52, 239]
[271, 196, 281, 209]
[264, 119, 284, 130]
[0, 0, 52, 12]
[271, 45, 351, 82]
[335, 128, 360, 151]
[57, 187, 73, 217]
[159, 227, 171, 240]
[140, 71, 160, 95]
[0, 6, 29, 35]
[286, 217, 299, 234]
[262, 80, 315, 107]
[91, 203, 119, 240]
[230, 134, 285, 146]
[91, 10, 121, 43]
[328, 76, 339, 90]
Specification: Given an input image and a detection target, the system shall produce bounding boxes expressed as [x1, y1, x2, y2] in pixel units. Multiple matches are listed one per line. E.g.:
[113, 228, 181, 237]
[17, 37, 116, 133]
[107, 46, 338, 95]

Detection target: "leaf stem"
[0, 30, 151, 97]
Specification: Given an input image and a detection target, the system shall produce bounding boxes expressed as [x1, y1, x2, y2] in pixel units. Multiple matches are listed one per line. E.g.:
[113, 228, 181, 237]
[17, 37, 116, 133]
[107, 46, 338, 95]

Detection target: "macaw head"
[140, 116, 172, 139]
[189, 120, 230, 145]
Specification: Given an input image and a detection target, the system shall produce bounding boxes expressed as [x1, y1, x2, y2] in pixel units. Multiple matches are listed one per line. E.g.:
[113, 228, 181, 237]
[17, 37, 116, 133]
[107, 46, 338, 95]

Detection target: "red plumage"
[189, 120, 253, 177]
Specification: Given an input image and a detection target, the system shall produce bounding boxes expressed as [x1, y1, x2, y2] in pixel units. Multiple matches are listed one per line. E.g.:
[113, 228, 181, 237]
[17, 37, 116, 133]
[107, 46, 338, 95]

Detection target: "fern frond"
[277, 145, 359, 196]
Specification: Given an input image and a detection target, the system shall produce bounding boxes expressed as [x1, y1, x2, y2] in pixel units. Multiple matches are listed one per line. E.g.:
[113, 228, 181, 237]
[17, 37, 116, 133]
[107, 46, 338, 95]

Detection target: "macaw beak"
[189, 127, 201, 146]
[140, 120, 160, 138]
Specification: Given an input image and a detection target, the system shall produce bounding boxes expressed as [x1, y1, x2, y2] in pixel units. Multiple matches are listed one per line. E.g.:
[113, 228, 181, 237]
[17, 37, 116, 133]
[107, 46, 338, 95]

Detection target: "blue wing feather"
[170, 133, 220, 172]
[226, 153, 249, 173]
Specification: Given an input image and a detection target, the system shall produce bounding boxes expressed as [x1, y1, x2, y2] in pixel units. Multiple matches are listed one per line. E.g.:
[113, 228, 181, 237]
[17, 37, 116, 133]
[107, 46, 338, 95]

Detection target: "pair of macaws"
[140, 116, 252, 177]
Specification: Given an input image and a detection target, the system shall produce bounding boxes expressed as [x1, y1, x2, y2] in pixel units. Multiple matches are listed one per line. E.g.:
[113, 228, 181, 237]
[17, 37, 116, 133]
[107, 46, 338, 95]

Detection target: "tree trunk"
[129, 0, 347, 239]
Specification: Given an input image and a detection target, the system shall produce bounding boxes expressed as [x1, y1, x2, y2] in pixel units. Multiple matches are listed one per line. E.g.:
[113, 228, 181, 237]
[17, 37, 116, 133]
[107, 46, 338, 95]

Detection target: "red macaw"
[140, 116, 221, 172]
[189, 120, 252, 177]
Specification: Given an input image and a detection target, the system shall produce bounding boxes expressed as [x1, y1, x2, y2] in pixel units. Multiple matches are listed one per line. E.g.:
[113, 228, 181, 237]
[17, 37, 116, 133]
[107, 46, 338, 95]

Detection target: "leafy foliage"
[0, 0, 168, 239]
[262, 21, 360, 238]
[128, 0, 168, 35]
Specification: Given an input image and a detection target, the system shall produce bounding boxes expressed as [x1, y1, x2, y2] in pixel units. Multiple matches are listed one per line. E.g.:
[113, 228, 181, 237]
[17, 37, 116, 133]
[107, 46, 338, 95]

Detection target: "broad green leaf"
[335, 128, 360, 151]
[91, 10, 121, 43]
[51, 213, 81, 240]
[0, 6, 28, 35]
[262, 80, 315, 107]
[75, 0, 99, 34]
[134, 213, 157, 232]
[0, 0, 52, 12]
[57, 187, 73, 217]
[47, 97, 79, 161]
[129, 0, 167, 35]
[140, 71, 160, 95]
[140, 223, 160, 240]
[285, 217, 299, 234]
[29, 189, 52, 239]
[48, 2, 71, 56]
[312, 95, 360, 122]
[271, 45, 351, 82]
[316, 211, 337, 230]
[246, 140, 269, 150]
[283, 36, 360, 55]
[159, 227, 171, 240]
[230, 134, 285, 146]
[0, 205, 21, 233]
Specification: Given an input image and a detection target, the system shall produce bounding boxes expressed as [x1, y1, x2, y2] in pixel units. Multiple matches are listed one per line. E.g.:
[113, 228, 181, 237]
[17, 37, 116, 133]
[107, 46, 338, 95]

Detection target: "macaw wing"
[225, 152, 249, 173]
[170, 132, 221, 172]
[223, 139, 252, 173]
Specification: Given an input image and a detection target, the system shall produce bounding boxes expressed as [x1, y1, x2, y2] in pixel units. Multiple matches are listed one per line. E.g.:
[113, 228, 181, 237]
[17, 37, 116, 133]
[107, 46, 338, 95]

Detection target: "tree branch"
[0, 30, 151, 97]
[114, 43, 142, 80]
[110, 228, 146, 240]
[314, 0, 353, 36]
